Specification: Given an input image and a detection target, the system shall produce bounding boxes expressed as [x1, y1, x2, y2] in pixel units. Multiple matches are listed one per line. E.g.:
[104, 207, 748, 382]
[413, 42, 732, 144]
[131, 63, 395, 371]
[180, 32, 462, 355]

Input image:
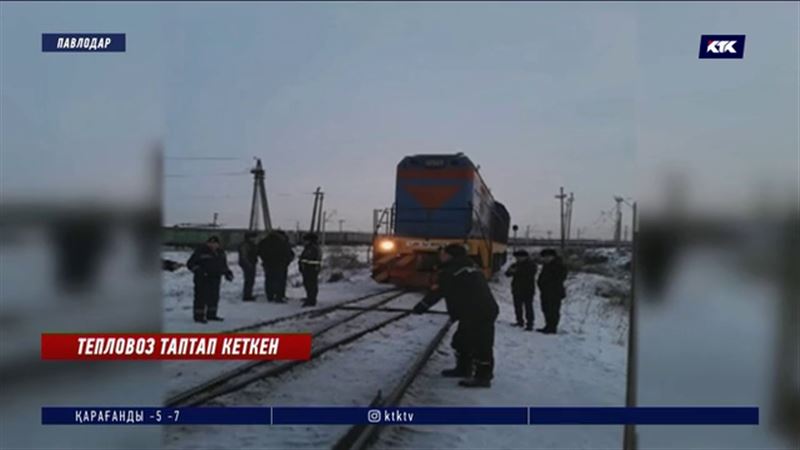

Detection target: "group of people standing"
[413, 245, 567, 389]
[185, 231, 322, 324]
[505, 248, 568, 334]
[181, 235, 567, 390]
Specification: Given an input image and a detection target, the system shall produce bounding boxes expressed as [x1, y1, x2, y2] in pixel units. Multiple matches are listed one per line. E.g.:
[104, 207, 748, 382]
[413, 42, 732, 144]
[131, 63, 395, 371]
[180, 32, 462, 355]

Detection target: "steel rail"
[332, 317, 454, 450]
[164, 290, 413, 407]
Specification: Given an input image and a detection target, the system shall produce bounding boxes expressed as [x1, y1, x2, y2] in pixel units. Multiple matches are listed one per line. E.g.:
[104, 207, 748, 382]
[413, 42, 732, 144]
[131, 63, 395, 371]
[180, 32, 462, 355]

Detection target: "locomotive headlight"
[378, 239, 396, 252]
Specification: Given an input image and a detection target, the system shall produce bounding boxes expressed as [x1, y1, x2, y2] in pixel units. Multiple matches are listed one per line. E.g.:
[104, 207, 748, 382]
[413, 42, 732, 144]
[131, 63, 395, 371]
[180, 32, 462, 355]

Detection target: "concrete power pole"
[566, 192, 575, 241]
[248, 158, 272, 231]
[623, 201, 638, 450]
[321, 211, 327, 247]
[555, 187, 567, 254]
[614, 196, 624, 244]
[317, 192, 325, 233]
[309, 187, 324, 233]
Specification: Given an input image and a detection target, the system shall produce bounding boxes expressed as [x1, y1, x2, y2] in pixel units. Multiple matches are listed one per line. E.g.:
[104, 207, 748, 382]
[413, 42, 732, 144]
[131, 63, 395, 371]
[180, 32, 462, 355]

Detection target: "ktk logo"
[706, 40, 737, 54]
[699, 35, 745, 59]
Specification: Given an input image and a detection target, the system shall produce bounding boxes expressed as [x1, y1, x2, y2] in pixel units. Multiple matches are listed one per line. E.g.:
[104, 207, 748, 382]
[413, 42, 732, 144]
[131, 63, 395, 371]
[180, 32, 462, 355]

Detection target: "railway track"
[165, 289, 417, 407]
[331, 317, 454, 450]
[222, 287, 403, 334]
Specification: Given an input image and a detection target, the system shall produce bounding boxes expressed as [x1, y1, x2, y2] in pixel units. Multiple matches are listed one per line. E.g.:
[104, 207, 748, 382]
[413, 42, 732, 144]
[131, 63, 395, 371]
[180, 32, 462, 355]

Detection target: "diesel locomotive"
[372, 153, 510, 288]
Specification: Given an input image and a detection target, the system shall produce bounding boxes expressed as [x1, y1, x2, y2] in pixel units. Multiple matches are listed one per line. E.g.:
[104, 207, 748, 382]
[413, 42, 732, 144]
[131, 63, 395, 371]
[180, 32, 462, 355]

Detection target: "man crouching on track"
[412, 244, 499, 388]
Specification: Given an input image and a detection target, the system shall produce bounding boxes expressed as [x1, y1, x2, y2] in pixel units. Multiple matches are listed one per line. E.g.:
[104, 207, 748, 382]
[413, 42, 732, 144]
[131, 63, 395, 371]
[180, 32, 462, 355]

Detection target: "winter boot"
[459, 361, 492, 388]
[441, 354, 472, 378]
[525, 323, 534, 331]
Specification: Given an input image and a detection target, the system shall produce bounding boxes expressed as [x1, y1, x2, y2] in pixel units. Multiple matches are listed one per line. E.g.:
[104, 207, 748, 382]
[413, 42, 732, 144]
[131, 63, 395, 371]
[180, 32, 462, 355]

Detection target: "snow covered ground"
[162, 246, 631, 449]
[162, 246, 382, 334]
[165, 309, 446, 449]
[376, 268, 629, 449]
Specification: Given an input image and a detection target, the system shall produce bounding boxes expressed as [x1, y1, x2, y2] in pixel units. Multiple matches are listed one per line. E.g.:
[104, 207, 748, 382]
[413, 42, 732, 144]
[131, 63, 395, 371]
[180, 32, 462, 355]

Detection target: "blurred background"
[1, 3, 165, 449]
[632, 3, 798, 449]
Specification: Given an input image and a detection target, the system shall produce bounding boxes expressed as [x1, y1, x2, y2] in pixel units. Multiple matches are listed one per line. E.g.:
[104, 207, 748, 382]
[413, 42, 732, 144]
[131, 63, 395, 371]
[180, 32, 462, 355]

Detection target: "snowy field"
[377, 251, 630, 449]
[162, 246, 631, 449]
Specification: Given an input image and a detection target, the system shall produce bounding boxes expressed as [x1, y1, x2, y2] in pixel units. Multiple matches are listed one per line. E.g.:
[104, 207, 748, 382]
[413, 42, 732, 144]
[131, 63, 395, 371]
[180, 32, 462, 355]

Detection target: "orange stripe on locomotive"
[372, 154, 510, 288]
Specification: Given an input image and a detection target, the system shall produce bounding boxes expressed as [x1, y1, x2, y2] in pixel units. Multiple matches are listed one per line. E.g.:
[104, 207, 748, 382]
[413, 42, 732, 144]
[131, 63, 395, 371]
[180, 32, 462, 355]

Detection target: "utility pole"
[623, 201, 638, 450]
[555, 187, 566, 254]
[338, 219, 345, 233]
[248, 158, 272, 231]
[565, 192, 575, 241]
[320, 209, 335, 247]
[309, 187, 323, 233]
[321, 210, 327, 247]
[614, 196, 624, 245]
[317, 191, 325, 233]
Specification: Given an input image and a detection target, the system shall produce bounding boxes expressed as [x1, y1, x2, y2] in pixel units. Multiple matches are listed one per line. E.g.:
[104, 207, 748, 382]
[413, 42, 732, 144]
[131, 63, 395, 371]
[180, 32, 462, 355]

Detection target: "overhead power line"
[164, 156, 243, 161]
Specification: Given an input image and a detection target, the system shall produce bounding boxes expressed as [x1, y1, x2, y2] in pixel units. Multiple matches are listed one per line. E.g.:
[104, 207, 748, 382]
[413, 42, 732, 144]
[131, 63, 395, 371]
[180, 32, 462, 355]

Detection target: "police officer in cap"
[238, 232, 259, 301]
[186, 235, 233, 323]
[413, 243, 499, 388]
[299, 233, 322, 307]
[537, 248, 568, 334]
[506, 249, 537, 330]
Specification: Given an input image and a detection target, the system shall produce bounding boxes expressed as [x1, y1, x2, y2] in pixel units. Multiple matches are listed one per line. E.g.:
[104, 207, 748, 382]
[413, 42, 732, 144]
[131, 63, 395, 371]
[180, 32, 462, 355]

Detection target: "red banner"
[41, 333, 312, 361]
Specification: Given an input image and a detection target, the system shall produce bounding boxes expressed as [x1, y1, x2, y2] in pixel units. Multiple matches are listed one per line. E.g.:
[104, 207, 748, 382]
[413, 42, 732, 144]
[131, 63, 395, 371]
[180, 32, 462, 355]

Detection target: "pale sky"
[2, 2, 797, 237]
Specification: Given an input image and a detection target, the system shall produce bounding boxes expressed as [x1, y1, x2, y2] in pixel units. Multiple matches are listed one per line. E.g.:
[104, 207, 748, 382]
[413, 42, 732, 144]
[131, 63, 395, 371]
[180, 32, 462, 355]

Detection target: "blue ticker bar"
[529, 407, 759, 425]
[273, 407, 527, 425]
[42, 406, 758, 425]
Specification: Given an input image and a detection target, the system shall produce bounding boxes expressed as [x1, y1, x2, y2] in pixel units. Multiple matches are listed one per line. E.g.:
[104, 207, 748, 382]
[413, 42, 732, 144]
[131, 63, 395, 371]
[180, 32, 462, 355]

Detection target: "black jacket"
[505, 258, 537, 299]
[187, 245, 232, 279]
[238, 240, 258, 267]
[299, 243, 322, 274]
[258, 233, 295, 270]
[415, 256, 499, 323]
[537, 257, 567, 299]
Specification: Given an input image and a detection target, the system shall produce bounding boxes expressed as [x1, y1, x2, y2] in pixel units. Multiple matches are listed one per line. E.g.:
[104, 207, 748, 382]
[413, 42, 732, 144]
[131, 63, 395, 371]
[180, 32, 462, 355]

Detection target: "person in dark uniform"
[299, 233, 322, 307]
[257, 231, 295, 303]
[274, 230, 294, 301]
[413, 244, 499, 388]
[536, 248, 567, 334]
[505, 249, 537, 331]
[186, 236, 233, 323]
[237, 232, 259, 301]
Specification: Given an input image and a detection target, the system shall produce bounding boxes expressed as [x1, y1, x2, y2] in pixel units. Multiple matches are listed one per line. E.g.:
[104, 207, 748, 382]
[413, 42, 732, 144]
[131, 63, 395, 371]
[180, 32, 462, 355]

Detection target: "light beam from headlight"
[378, 239, 395, 252]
